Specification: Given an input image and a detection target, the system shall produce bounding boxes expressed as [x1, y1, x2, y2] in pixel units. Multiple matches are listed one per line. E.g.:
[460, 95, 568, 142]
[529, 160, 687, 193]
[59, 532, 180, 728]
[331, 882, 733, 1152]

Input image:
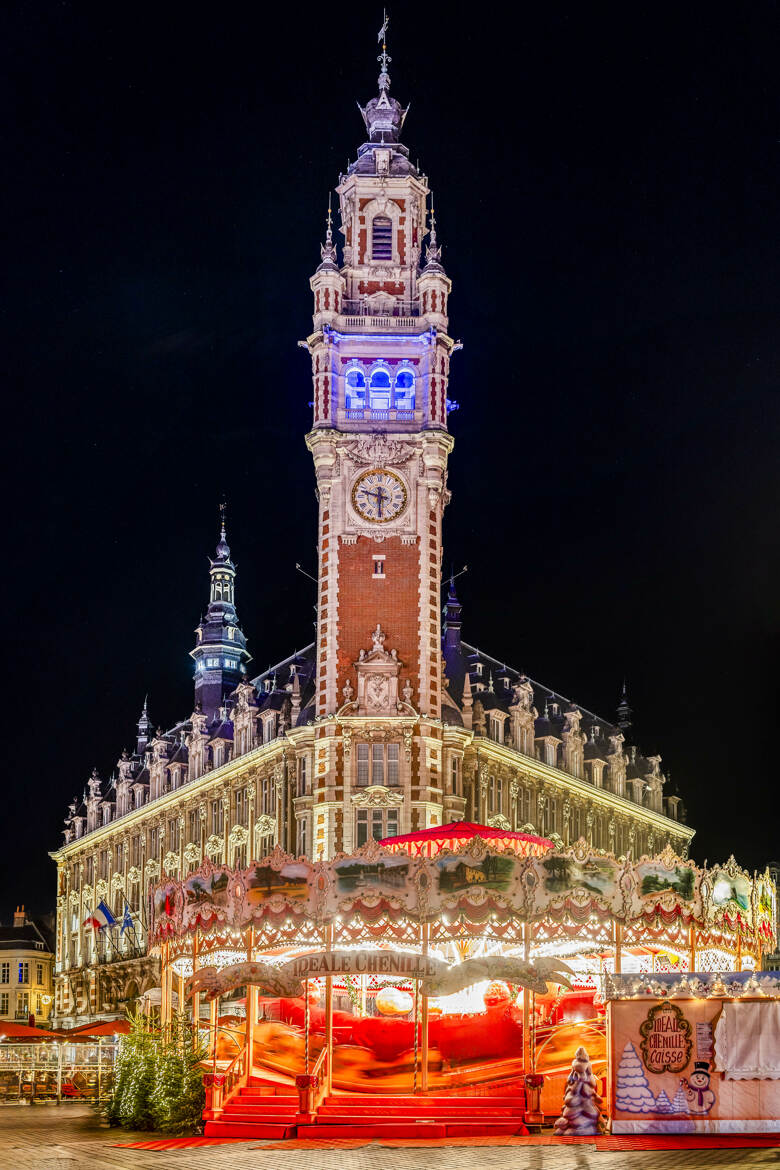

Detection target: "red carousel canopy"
[379, 820, 553, 858]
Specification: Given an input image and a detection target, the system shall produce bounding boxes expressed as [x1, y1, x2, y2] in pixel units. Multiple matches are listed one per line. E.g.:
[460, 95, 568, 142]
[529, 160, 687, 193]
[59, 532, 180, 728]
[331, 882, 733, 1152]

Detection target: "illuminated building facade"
[0, 907, 54, 1026]
[51, 43, 694, 1027]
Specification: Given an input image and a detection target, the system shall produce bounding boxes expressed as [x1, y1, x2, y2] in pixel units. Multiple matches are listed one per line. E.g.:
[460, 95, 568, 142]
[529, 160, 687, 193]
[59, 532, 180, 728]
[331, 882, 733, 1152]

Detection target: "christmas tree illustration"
[655, 1090, 673, 1114]
[553, 1046, 606, 1136]
[670, 1084, 689, 1114]
[615, 1041, 656, 1113]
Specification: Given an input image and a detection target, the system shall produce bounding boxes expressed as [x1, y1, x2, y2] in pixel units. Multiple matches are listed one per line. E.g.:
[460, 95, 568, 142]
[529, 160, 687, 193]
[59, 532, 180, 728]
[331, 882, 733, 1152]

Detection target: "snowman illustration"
[679, 1061, 715, 1114]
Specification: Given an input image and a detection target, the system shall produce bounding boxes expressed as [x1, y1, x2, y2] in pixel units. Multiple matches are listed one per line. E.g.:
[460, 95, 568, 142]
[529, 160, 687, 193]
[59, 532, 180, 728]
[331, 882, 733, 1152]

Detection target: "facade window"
[394, 368, 415, 409]
[99, 849, 109, 879]
[18, 962, 29, 985]
[475, 662, 483, 677]
[35, 994, 42, 1016]
[488, 775, 504, 815]
[297, 757, 308, 797]
[345, 366, 366, 409]
[168, 818, 180, 851]
[36, 963, 43, 986]
[225, 658, 238, 670]
[490, 716, 503, 743]
[371, 215, 393, 259]
[131, 835, 141, 867]
[372, 556, 386, 578]
[85, 857, 94, 884]
[356, 742, 400, 786]
[0, 993, 8, 1015]
[115, 844, 123, 871]
[227, 627, 235, 641]
[450, 756, 460, 796]
[148, 827, 159, 856]
[17, 992, 29, 1018]
[369, 367, 391, 410]
[188, 810, 199, 844]
[1, 962, 9, 984]
[234, 787, 248, 825]
[261, 777, 276, 814]
[206, 657, 220, 668]
[296, 817, 308, 856]
[211, 799, 224, 836]
[263, 717, 275, 743]
[356, 807, 399, 847]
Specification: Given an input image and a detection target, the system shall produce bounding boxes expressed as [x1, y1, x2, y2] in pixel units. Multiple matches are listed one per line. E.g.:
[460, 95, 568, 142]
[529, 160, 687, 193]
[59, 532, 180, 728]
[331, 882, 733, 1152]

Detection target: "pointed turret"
[190, 504, 252, 725]
[442, 576, 462, 653]
[136, 696, 152, 755]
[617, 681, 633, 732]
[357, 20, 409, 146]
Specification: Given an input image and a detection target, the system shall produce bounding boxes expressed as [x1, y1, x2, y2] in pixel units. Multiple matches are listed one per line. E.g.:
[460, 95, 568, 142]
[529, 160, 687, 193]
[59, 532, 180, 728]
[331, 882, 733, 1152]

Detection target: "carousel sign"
[639, 1000, 692, 1074]
[286, 949, 443, 981]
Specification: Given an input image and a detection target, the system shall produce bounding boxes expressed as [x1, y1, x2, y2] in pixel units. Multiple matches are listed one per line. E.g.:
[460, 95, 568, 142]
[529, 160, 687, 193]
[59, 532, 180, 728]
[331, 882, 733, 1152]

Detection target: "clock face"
[351, 468, 408, 524]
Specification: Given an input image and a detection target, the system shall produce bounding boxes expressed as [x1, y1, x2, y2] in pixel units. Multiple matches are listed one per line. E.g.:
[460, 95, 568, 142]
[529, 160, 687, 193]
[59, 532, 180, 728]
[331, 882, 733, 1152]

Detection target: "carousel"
[150, 824, 776, 1128]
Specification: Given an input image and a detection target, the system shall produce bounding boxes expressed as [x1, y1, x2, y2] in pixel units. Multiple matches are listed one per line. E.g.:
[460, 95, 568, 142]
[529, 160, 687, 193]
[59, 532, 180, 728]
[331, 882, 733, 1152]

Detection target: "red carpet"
[249, 1133, 780, 1151]
[115, 1137, 255, 1148]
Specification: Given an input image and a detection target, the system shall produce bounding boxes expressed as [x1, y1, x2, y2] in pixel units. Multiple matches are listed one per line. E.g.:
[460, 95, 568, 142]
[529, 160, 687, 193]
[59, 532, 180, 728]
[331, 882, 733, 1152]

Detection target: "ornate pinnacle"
[424, 200, 443, 269]
[377, 9, 391, 92]
[319, 193, 338, 268]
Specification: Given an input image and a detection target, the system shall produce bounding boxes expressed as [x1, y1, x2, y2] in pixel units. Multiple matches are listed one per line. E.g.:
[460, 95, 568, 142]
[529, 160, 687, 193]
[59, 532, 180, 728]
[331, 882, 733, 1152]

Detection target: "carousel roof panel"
[379, 820, 553, 857]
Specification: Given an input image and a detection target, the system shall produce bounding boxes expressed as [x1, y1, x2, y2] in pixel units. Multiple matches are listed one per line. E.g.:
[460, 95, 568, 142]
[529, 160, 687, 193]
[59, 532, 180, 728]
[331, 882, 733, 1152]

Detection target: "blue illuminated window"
[369, 368, 391, 410]
[372, 216, 393, 259]
[206, 657, 220, 668]
[345, 367, 366, 409]
[394, 369, 415, 409]
[225, 658, 238, 670]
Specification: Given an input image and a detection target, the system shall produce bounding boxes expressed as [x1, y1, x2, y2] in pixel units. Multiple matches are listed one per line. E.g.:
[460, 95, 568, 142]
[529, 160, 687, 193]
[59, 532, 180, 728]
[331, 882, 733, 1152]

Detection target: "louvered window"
[372, 216, 393, 259]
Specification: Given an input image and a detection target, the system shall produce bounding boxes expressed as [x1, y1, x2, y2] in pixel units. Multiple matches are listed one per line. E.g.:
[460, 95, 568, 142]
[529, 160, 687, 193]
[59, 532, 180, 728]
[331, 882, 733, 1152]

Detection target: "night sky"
[3, 2, 778, 922]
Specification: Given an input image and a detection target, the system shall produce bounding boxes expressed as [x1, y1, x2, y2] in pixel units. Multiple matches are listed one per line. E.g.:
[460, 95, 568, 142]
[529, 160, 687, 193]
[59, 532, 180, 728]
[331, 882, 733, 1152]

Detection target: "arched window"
[394, 368, 415, 409]
[345, 367, 366, 409]
[369, 368, 391, 410]
[371, 216, 393, 259]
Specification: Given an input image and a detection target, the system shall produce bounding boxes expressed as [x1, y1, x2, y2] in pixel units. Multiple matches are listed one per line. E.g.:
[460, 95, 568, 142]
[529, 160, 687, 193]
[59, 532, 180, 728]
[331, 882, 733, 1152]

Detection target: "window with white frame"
[0, 993, 8, 1015]
[372, 555, 386, 578]
[296, 816, 308, 856]
[36, 963, 44, 986]
[369, 367, 392, 410]
[234, 787, 248, 825]
[488, 774, 504, 815]
[17, 992, 29, 1017]
[345, 366, 366, 409]
[450, 756, 460, 796]
[263, 716, 275, 743]
[394, 368, 415, 409]
[356, 742, 400, 786]
[297, 757, 308, 797]
[261, 776, 276, 815]
[211, 799, 224, 835]
[18, 962, 29, 985]
[355, 806, 399, 848]
[0, 962, 9, 984]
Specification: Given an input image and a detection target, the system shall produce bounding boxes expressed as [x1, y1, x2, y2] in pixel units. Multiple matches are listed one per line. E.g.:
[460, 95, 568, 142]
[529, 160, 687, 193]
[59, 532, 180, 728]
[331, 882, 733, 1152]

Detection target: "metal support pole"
[246, 926, 255, 1074]
[614, 921, 623, 975]
[421, 922, 429, 1094]
[304, 979, 310, 1074]
[689, 924, 697, 973]
[522, 920, 531, 1073]
[412, 980, 419, 1093]
[192, 930, 201, 1034]
[210, 997, 218, 1071]
[325, 923, 334, 1095]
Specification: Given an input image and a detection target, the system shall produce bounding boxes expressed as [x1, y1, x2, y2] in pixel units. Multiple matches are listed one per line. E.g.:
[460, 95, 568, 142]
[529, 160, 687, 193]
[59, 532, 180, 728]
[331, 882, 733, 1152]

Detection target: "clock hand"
[376, 487, 387, 518]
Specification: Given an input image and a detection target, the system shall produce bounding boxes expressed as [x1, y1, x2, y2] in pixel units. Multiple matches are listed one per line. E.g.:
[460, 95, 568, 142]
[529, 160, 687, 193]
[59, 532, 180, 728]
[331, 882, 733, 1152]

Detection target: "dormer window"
[371, 216, 393, 260]
[475, 663, 483, 677]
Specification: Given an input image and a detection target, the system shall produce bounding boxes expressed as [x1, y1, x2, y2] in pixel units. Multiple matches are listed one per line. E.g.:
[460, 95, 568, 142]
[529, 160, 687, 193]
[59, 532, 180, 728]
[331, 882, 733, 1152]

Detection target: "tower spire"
[617, 680, 633, 732]
[190, 503, 252, 724]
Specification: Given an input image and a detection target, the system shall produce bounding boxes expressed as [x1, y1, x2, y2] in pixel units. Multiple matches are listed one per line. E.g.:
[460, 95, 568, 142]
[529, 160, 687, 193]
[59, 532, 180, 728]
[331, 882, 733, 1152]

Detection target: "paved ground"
[1, 1105, 778, 1169]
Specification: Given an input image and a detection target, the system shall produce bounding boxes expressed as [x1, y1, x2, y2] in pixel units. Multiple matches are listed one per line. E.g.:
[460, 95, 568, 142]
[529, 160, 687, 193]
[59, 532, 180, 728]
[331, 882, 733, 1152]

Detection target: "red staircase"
[204, 1080, 301, 1140]
[297, 1090, 529, 1140]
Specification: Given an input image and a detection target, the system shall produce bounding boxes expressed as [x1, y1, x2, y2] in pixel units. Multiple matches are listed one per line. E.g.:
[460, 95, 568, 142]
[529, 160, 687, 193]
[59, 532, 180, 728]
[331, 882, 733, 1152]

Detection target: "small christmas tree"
[553, 1046, 606, 1136]
[615, 1041, 656, 1113]
[655, 1089, 673, 1114]
[670, 1084, 689, 1114]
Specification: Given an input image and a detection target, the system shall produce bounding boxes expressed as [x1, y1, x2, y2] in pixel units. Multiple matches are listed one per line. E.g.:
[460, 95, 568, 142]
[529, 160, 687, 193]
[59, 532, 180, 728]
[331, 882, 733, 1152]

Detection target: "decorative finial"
[377, 9, 391, 91]
[424, 198, 444, 269]
[318, 193, 338, 269]
[215, 498, 231, 561]
[219, 498, 227, 541]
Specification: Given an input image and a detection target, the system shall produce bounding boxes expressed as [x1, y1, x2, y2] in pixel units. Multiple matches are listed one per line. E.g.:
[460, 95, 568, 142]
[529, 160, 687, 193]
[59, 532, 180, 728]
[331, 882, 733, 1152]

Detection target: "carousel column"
[420, 922, 430, 1093]
[522, 920, 531, 1073]
[613, 921, 623, 975]
[192, 930, 201, 1034]
[324, 923, 334, 1095]
[689, 924, 697, 972]
[246, 926, 256, 1073]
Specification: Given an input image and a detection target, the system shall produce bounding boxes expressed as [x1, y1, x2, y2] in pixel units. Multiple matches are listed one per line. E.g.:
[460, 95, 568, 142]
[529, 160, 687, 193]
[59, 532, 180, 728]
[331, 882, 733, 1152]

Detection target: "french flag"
[83, 900, 117, 931]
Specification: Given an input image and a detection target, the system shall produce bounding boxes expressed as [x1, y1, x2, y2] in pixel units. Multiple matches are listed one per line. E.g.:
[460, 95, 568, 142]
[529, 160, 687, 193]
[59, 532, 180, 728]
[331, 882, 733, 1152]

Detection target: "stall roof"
[0, 1022, 60, 1040]
[62, 1020, 132, 1039]
[380, 820, 553, 858]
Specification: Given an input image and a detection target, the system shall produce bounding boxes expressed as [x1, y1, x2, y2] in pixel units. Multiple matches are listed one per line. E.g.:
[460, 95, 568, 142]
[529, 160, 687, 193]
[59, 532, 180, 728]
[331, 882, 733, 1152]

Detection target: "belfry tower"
[303, 34, 464, 856]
